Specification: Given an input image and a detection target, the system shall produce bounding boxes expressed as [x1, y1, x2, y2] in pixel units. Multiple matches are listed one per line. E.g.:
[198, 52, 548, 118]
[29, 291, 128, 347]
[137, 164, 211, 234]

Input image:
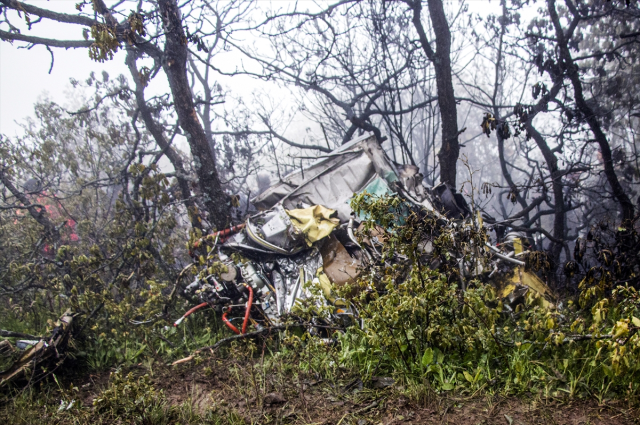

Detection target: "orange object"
[222, 309, 241, 334]
[190, 223, 246, 257]
[173, 302, 208, 326]
[212, 223, 246, 243]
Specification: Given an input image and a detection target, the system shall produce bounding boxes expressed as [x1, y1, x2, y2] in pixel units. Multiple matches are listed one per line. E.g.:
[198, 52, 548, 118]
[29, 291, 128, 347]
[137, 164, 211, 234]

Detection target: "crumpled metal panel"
[252, 134, 401, 222]
[275, 248, 324, 315]
[281, 152, 376, 222]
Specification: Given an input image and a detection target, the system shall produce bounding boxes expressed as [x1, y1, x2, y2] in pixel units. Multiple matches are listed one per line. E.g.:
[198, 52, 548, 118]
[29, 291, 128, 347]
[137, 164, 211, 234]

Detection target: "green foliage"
[0, 98, 229, 377]
[93, 372, 166, 424]
[88, 13, 146, 62]
[0, 371, 248, 425]
[338, 193, 640, 399]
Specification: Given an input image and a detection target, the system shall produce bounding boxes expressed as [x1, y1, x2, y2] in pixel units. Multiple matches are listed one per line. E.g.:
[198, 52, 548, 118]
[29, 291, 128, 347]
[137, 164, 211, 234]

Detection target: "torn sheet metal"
[241, 204, 307, 255]
[179, 133, 557, 338]
[253, 134, 400, 222]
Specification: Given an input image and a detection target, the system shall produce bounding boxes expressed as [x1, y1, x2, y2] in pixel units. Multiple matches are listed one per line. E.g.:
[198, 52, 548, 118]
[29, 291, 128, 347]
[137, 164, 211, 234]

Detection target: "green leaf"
[441, 382, 454, 391]
[422, 347, 434, 367]
[463, 371, 474, 383]
[632, 316, 640, 328]
[406, 329, 415, 340]
[602, 364, 614, 379]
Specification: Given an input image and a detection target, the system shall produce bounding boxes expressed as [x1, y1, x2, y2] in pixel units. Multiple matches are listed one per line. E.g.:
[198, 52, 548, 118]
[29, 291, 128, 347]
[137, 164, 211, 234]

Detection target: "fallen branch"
[0, 330, 41, 339]
[171, 322, 344, 366]
[171, 355, 194, 366]
[195, 325, 291, 354]
[354, 400, 379, 415]
[195, 322, 345, 354]
[170, 326, 290, 366]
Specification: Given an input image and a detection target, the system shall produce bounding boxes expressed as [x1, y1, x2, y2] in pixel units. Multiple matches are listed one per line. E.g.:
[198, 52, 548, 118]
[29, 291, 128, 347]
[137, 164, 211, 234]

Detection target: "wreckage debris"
[0, 134, 559, 381]
[0, 310, 74, 387]
[178, 134, 556, 337]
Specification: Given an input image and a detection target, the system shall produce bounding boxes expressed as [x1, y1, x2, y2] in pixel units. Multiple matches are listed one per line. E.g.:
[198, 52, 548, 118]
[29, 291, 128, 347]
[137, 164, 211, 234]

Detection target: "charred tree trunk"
[157, 0, 230, 229]
[408, 0, 459, 187]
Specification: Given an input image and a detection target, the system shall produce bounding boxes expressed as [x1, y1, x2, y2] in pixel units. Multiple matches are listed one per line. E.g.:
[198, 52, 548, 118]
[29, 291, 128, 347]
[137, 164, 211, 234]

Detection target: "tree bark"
[491, 0, 532, 223]
[125, 49, 203, 230]
[157, 0, 230, 229]
[408, 0, 459, 188]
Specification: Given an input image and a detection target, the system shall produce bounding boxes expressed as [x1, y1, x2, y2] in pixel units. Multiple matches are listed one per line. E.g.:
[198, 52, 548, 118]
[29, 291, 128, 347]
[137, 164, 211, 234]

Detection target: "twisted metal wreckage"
[1, 134, 556, 385]
[177, 133, 556, 337]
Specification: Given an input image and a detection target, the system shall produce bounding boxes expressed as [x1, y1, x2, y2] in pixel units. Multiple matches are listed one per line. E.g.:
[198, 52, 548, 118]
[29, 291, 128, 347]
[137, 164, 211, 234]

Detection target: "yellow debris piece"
[316, 268, 334, 300]
[519, 267, 552, 298]
[286, 205, 340, 246]
[493, 266, 556, 309]
[316, 267, 347, 308]
[513, 238, 523, 255]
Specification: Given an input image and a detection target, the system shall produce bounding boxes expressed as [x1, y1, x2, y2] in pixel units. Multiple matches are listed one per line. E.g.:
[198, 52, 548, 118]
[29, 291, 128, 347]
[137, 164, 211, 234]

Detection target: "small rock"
[263, 392, 286, 405]
[372, 376, 395, 389]
[357, 420, 367, 425]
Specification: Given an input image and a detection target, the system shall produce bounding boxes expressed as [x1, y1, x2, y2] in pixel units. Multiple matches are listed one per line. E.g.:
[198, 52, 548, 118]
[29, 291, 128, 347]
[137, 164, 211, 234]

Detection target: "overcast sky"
[0, 1, 123, 135]
[0, 0, 501, 139]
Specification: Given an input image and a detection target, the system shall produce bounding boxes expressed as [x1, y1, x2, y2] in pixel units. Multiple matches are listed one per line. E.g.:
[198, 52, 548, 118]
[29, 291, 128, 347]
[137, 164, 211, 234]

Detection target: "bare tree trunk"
[125, 49, 203, 230]
[158, 0, 230, 229]
[525, 123, 565, 266]
[547, 0, 633, 221]
[408, 0, 459, 187]
[491, 0, 530, 222]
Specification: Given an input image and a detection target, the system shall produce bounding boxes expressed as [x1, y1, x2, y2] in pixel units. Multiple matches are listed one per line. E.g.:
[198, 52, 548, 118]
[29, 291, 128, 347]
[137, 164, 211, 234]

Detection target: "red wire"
[190, 223, 246, 253]
[221, 285, 253, 335]
[174, 302, 208, 326]
[242, 285, 253, 334]
[216, 223, 246, 243]
[184, 302, 208, 318]
[222, 309, 240, 334]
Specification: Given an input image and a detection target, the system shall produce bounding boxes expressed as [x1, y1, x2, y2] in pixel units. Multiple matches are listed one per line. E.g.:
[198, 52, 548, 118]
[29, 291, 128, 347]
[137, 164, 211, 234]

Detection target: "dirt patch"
[61, 355, 637, 425]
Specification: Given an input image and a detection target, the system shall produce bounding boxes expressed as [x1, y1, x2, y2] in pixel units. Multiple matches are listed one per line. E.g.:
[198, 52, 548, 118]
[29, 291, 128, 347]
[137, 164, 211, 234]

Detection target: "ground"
[29, 353, 636, 425]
